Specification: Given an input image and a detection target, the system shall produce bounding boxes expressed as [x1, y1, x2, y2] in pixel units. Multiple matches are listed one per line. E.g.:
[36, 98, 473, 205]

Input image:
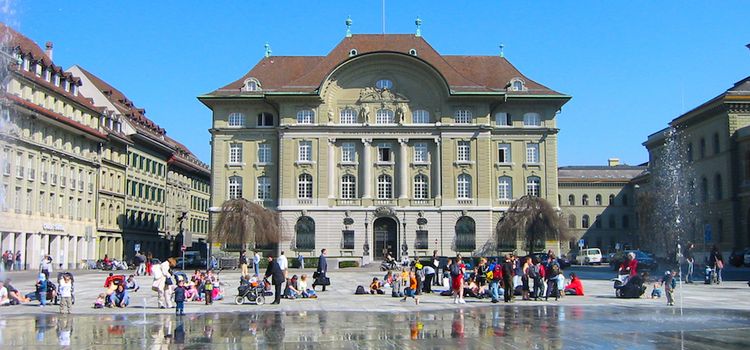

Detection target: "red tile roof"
[6, 94, 107, 140]
[207, 34, 564, 96]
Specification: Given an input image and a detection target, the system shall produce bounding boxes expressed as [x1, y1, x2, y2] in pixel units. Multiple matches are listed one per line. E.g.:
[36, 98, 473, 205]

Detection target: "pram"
[235, 278, 266, 305]
[613, 274, 646, 298]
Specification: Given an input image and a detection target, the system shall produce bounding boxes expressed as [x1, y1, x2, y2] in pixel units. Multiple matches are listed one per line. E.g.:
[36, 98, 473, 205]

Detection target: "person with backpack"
[529, 258, 544, 301]
[488, 258, 503, 303]
[450, 256, 466, 304]
[663, 270, 677, 306]
[501, 255, 514, 302]
[546, 264, 561, 301]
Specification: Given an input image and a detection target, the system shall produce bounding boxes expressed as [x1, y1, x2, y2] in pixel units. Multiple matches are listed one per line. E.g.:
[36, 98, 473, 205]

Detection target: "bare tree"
[209, 199, 281, 249]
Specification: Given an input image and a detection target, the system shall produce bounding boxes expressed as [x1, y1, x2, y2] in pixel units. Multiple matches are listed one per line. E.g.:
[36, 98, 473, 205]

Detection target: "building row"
[0, 24, 210, 269]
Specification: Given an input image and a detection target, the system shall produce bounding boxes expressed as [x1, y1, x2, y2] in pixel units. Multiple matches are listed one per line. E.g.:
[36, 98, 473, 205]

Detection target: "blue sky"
[8, 1, 749, 166]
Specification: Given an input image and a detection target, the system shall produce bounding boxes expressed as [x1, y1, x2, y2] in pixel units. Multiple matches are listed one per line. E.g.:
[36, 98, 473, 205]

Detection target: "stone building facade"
[201, 33, 569, 259]
[641, 76, 750, 257]
[558, 160, 645, 255]
[0, 24, 209, 268]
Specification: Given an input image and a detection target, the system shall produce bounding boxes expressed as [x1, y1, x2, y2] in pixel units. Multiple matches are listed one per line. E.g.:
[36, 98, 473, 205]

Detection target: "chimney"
[45, 41, 53, 60]
[608, 158, 620, 167]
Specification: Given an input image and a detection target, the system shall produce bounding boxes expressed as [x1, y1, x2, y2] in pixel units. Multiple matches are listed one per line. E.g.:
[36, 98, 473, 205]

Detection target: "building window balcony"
[298, 198, 313, 205]
[375, 161, 394, 166]
[409, 198, 434, 206]
[28, 169, 35, 180]
[374, 199, 395, 206]
[497, 199, 513, 206]
[336, 198, 361, 206]
[453, 161, 475, 166]
[457, 199, 474, 205]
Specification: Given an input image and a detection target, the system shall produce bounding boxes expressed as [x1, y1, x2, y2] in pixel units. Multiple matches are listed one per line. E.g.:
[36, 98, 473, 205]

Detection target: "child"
[94, 293, 106, 309]
[174, 279, 187, 315]
[651, 281, 663, 299]
[298, 274, 316, 298]
[663, 270, 677, 306]
[401, 271, 420, 305]
[370, 277, 384, 294]
[58, 274, 73, 314]
[204, 279, 214, 305]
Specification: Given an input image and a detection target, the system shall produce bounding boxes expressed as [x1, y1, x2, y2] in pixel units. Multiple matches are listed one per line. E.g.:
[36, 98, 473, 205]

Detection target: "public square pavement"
[1, 264, 749, 348]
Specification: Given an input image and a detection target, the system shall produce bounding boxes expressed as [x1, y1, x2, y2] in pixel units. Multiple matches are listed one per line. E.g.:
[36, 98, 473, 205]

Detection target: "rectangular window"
[413, 176, 428, 199]
[229, 143, 242, 164]
[457, 141, 471, 162]
[498, 143, 511, 163]
[298, 141, 312, 162]
[1, 184, 7, 211]
[415, 230, 429, 250]
[340, 109, 356, 124]
[27, 155, 35, 180]
[2, 149, 9, 176]
[341, 176, 356, 199]
[257, 177, 271, 200]
[13, 187, 20, 211]
[341, 142, 356, 163]
[454, 109, 472, 124]
[414, 143, 428, 163]
[526, 143, 539, 164]
[412, 110, 430, 124]
[342, 230, 355, 250]
[39, 191, 45, 213]
[25, 189, 31, 213]
[495, 112, 511, 126]
[377, 144, 391, 162]
[258, 143, 271, 164]
[15, 153, 23, 178]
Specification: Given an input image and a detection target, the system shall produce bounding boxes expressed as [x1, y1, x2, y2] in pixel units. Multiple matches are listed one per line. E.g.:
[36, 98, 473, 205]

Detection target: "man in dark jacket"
[264, 256, 284, 304]
[313, 249, 328, 291]
[502, 255, 514, 303]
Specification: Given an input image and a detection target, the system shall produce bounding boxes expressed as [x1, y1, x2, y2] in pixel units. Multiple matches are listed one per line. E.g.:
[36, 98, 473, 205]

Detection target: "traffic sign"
[578, 239, 585, 248]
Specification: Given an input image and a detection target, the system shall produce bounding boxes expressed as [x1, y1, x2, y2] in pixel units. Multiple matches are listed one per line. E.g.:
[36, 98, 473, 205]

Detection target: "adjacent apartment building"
[201, 32, 570, 260]
[0, 24, 209, 268]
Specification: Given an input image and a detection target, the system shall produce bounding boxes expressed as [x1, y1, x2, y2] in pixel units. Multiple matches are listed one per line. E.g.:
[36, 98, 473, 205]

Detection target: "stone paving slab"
[1, 265, 749, 316]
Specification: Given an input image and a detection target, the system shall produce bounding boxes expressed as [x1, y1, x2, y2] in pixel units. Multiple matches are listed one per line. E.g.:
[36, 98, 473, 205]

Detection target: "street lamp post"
[178, 211, 187, 270]
[402, 212, 408, 257]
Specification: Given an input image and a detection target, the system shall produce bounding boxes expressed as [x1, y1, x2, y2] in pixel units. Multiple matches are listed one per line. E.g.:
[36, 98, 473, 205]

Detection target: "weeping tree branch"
[493, 196, 570, 254]
[209, 199, 281, 248]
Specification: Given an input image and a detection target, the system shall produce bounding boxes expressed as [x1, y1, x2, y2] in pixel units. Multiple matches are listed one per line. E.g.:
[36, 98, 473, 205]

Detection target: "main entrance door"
[373, 217, 398, 259]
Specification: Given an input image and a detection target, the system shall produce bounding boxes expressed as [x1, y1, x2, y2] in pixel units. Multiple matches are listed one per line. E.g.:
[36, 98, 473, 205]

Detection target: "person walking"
[684, 243, 695, 283]
[135, 252, 146, 276]
[663, 270, 677, 306]
[146, 252, 153, 276]
[264, 256, 284, 304]
[40, 256, 52, 279]
[253, 251, 261, 276]
[401, 271, 420, 305]
[313, 249, 329, 291]
[297, 253, 305, 269]
[152, 257, 176, 309]
[709, 245, 724, 284]
[489, 259, 503, 303]
[239, 250, 249, 277]
[278, 251, 289, 279]
[14, 250, 22, 271]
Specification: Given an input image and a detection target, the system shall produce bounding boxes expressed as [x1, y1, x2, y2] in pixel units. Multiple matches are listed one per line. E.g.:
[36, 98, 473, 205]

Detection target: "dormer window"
[296, 109, 315, 124]
[509, 78, 526, 91]
[409, 49, 418, 56]
[228, 112, 246, 127]
[71, 84, 77, 96]
[53, 74, 60, 87]
[349, 49, 358, 57]
[243, 78, 261, 92]
[375, 79, 393, 90]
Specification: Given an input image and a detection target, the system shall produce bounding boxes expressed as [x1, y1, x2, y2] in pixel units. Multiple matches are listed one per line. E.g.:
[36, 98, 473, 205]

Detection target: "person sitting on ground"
[211, 284, 224, 301]
[109, 284, 129, 308]
[651, 280, 663, 299]
[382, 271, 394, 288]
[93, 293, 106, 309]
[285, 275, 301, 299]
[370, 277, 384, 294]
[4, 279, 29, 304]
[125, 275, 140, 292]
[298, 274, 317, 298]
[0, 281, 10, 306]
[463, 277, 480, 298]
[564, 273, 584, 296]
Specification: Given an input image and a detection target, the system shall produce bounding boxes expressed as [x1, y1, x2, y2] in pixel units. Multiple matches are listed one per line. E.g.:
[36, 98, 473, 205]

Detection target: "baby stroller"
[704, 265, 718, 284]
[614, 274, 646, 298]
[54, 272, 75, 305]
[235, 278, 266, 305]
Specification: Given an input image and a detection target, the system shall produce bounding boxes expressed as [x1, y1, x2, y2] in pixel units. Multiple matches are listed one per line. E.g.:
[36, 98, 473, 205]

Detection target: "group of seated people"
[0, 279, 30, 306]
[175, 270, 225, 303]
[98, 273, 131, 308]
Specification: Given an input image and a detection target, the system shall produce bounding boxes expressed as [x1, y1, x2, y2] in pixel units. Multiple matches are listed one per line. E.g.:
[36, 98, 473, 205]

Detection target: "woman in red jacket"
[564, 273, 585, 296]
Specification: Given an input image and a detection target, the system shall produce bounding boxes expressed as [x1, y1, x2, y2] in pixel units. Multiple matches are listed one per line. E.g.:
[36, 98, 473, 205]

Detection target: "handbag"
[716, 260, 724, 269]
[165, 277, 174, 286]
[312, 271, 320, 279]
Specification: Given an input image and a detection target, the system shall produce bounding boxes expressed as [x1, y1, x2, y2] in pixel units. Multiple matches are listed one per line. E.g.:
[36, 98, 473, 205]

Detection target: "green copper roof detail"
[345, 16, 353, 37]
[264, 42, 272, 58]
[415, 17, 422, 37]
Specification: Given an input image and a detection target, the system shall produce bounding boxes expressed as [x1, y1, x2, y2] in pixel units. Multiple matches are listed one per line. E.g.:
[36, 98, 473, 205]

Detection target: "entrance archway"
[373, 217, 398, 259]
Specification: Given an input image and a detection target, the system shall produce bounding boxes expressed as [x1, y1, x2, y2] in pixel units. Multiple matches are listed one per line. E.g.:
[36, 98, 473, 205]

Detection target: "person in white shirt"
[0, 281, 9, 306]
[278, 251, 289, 278]
[152, 258, 176, 308]
[57, 274, 73, 313]
[253, 251, 261, 276]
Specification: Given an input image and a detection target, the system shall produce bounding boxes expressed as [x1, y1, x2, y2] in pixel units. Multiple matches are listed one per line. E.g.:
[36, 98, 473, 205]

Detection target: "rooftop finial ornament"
[499, 43, 505, 58]
[264, 42, 272, 58]
[415, 16, 422, 37]
[345, 16, 353, 38]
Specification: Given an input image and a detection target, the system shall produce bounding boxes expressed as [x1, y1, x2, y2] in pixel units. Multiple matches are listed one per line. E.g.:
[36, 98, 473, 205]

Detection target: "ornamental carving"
[357, 87, 409, 104]
[373, 206, 396, 218]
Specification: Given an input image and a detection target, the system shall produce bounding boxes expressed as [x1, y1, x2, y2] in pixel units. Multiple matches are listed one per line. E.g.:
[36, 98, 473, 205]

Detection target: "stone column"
[328, 138, 336, 199]
[434, 138, 442, 199]
[399, 138, 409, 199]
[362, 139, 372, 199]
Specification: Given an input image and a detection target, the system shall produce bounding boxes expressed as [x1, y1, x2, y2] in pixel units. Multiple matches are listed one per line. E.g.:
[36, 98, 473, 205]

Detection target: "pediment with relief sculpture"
[357, 87, 410, 104]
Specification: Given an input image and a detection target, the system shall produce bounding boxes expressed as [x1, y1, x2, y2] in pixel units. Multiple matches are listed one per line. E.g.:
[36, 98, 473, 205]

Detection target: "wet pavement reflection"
[1, 306, 749, 349]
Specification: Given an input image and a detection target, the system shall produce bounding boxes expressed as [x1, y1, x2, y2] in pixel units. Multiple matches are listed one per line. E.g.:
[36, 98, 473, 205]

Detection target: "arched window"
[595, 194, 602, 206]
[257, 176, 271, 200]
[582, 194, 589, 206]
[377, 174, 392, 199]
[523, 112, 541, 126]
[455, 216, 476, 251]
[340, 108, 357, 124]
[526, 176, 541, 197]
[341, 174, 356, 199]
[457, 174, 472, 199]
[454, 109, 472, 124]
[609, 194, 615, 206]
[701, 177, 708, 202]
[568, 194, 575, 206]
[257, 112, 274, 127]
[582, 215, 590, 228]
[414, 174, 428, 199]
[228, 112, 245, 127]
[715, 173, 723, 200]
[295, 216, 315, 250]
[228, 176, 242, 199]
[412, 109, 430, 124]
[298, 174, 313, 199]
[568, 214, 576, 228]
[243, 78, 260, 92]
[296, 109, 314, 124]
[376, 109, 395, 124]
[497, 176, 512, 200]
[510, 79, 525, 91]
